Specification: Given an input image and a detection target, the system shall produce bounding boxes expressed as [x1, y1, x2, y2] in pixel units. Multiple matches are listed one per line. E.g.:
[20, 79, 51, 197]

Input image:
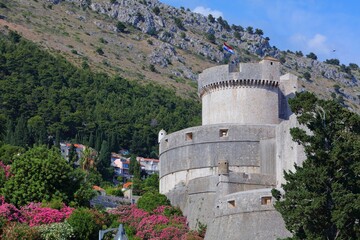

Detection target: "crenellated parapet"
[199, 78, 279, 97]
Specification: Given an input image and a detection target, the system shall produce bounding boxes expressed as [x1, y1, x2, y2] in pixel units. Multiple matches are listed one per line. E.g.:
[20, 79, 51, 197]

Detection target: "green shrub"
[41, 197, 64, 210]
[105, 187, 124, 197]
[174, 18, 184, 29]
[1, 222, 41, 240]
[116, 21, 126, 32]
[67, 208, 108, 240]
[163, 206, 182, 217]
[37, 222, 75, 240]
[96, 47, 104, 55]
[306, 52, 317, 60]
[149, 64, 156, 72]
[234, 31, 241, 40]
[73, 183, 97, 207]
[137, 191, 170, 212]
[152, 6, 160, 15]
[246, 26, 253, 34]
[208, 14, 215, 23]
[255, 28, 263, 35]
[324, 58, 340, 65]
[0, 217, 8, 236]
[206, 33, 215, 43]
[303, 71, 311, 80]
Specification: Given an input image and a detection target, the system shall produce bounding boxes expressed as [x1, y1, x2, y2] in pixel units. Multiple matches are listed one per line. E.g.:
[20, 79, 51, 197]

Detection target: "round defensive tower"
[199, 57, 280, 125]
[158, 57, 297, 239]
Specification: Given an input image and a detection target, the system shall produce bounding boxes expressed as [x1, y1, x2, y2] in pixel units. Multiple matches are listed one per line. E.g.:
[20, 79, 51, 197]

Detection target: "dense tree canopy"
[0, 31, 201, 156]
[272, 92, 360, 240]
[2, 146, 83, 206]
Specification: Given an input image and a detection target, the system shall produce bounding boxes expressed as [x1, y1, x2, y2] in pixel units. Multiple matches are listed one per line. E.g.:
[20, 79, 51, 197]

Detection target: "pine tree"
[272, 92, 360, 240]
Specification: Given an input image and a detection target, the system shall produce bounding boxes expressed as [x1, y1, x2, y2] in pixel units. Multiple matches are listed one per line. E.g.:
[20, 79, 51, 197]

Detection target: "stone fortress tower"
[158, 57, 305, 240]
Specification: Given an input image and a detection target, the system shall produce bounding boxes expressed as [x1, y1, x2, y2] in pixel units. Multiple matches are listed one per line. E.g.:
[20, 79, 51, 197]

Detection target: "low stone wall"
[206, 189, 291, 240]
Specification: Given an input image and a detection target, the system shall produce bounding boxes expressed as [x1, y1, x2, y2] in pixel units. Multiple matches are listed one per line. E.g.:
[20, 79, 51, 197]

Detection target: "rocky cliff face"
[4, 0, 360, 110]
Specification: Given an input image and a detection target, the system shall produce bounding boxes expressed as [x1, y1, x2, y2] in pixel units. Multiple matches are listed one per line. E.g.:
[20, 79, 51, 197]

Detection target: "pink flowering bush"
[0, 197, 73, 226]
[20, 202, 74, 227]
[108, 205, 149, 229]
[0, 196, 25, 222]
[108, 205, 197, 240]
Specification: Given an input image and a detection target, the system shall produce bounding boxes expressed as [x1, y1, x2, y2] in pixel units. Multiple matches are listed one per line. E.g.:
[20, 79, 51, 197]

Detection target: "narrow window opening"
[270, 62, 273, 65]
[185, 132, 193, 141]
[219, 129, 228, 138]
[228, 200, 236, 208]
[261, 196, 272, 205]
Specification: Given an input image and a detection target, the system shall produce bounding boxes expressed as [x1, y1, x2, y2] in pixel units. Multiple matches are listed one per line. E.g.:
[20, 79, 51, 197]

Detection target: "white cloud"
[290, 33, 331, 55]
[307, 34, 330, 54]
[193, 6, 223, 18]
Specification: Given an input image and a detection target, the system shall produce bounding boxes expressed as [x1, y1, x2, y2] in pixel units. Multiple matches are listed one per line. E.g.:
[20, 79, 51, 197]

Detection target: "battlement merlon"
[198, 58, 280, 94]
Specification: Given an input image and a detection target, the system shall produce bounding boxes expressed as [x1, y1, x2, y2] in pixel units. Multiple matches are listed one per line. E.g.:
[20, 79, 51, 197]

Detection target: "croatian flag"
[223, 42, 235, 54]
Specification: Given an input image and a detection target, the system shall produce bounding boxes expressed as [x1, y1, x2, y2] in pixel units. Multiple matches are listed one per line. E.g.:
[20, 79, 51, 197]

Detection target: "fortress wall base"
[205, 210, 291, 240]
[206, 189, 291, 240]
[165, 176, 218, 229]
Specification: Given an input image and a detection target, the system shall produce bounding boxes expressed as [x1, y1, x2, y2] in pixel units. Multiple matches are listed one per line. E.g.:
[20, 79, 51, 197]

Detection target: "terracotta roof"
[65, 143, 85, 149]
[93, 185, 105, 192]
[123, 182, 133, 189]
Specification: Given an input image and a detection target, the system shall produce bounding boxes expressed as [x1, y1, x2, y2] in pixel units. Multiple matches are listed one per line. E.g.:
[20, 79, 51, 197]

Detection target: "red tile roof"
[123, 182, 133, 189]
[93, 185, 105, 192]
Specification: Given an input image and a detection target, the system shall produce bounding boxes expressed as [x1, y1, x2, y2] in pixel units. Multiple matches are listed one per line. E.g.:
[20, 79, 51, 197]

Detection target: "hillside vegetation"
[0, 0, 359, 111]
[0, 31, 201, 156]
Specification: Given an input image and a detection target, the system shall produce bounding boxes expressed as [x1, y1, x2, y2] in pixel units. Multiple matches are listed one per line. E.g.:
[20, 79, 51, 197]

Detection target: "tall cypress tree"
[4, 119, 14, 145]
[13, 116, 28, 148]
[95, 129, 104, 151]
[272, 92, 360, 240]
[98, 140, 112, 180]
[88, 132, 95, 148]
[109, 132, 119, 153]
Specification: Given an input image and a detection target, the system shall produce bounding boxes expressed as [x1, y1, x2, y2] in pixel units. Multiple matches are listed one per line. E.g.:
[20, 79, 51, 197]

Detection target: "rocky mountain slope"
[1, 0, 359, 111]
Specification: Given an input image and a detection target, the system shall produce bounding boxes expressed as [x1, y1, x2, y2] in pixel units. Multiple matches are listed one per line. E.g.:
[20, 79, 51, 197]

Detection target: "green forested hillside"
[0, 31, 201, 156]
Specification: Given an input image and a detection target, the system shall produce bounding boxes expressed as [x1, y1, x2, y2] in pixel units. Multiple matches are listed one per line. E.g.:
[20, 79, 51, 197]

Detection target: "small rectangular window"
[219, 129, 228, 137]
[228, 200, 236, 208]
[185, 132, 193, 141]
[261, 196, 272, 205]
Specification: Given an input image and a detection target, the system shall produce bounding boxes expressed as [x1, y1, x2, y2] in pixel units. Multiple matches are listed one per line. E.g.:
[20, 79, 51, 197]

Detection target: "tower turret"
[198, 57, 280, 125]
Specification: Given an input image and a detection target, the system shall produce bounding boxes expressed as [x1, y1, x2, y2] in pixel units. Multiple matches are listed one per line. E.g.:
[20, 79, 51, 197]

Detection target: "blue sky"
[161, 0, 360, 65]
